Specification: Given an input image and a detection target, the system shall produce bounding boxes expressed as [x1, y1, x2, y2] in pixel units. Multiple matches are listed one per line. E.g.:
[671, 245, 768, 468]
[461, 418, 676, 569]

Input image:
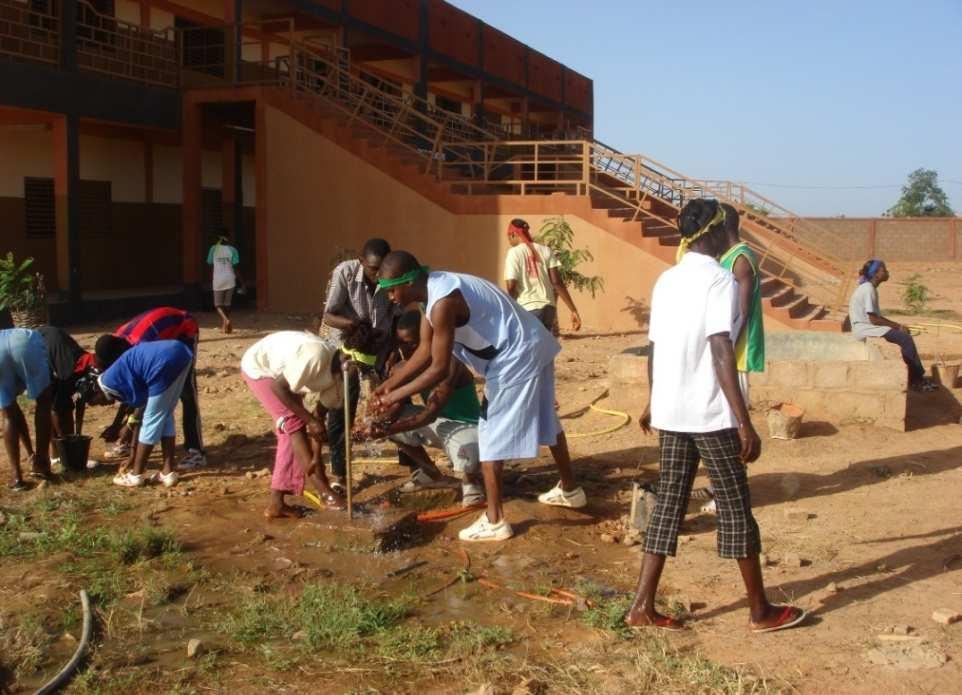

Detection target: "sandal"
[9, 479, 29, 492]
[303, 490, 347, 511]
[626, 614, 686, 632]
[750, 605, 808, 633]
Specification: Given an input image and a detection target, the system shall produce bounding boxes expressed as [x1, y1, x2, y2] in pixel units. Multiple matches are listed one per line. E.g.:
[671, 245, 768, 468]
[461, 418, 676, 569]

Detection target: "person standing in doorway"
[321, 238, 398, 492]
[627, 198, 805, 633]
[504, 219, 582, 334]
[207, 228, 244, 334]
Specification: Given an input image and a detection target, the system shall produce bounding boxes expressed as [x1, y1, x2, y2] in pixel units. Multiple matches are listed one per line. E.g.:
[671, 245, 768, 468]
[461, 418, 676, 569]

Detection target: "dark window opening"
[24, 177, 55, 238]
[177, 17, 225, 77]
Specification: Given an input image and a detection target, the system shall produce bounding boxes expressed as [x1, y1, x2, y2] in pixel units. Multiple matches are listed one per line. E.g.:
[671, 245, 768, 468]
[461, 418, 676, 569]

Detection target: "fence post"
[581, 141, 589, 190]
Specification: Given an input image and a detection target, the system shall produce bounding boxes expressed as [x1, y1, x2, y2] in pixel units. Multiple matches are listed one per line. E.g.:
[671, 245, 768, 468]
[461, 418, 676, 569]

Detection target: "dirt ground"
[2, 263, 962, 694]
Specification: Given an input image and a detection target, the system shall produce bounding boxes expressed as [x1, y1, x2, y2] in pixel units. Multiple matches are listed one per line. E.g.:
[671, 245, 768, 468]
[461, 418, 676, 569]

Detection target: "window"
[24, 177, 55, 238]
[78, 180, 112, 239]
[177, 17, 225, 77]
[434, 95, 462, 116]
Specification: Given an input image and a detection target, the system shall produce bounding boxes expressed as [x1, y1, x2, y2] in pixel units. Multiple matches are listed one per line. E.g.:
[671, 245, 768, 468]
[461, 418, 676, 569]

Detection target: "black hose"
[34, 590, 92, 695]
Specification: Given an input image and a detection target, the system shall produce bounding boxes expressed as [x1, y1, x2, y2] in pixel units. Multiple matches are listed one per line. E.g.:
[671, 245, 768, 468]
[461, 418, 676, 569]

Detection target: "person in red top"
[94, 307, 205, 469]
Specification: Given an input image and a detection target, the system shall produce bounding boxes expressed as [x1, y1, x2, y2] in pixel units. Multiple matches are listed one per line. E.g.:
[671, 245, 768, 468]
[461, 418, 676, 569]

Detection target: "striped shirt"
[323, 259, 397, 344]
[114, 307, 199, 348]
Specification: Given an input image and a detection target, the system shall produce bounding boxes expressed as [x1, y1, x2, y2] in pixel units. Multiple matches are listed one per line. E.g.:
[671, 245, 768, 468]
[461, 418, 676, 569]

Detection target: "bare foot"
[264, 503, 303, 520]
[624, 609, 685, 631]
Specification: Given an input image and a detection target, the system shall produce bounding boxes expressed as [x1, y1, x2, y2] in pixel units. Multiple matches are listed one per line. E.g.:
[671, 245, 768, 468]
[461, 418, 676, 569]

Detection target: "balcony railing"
[0, 0, 59, 66]
[76, 0, 177, 87]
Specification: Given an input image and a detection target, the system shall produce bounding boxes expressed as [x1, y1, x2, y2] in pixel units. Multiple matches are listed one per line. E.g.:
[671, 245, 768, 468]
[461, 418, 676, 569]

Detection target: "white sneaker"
[113, 472, 145, 488]
[458, 512, 513, 542]
[179, 449, 206, 470]
[149, 471, 179, 488]
[537, 482, 588, 509]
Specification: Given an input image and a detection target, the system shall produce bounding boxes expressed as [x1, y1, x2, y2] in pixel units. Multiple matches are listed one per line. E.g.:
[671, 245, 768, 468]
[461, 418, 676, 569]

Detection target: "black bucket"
[55, 435, 92, 473]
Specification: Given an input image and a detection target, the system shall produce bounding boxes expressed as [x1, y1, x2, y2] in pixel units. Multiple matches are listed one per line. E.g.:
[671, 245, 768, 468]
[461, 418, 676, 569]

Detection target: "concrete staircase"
[191, 38, 852, 331]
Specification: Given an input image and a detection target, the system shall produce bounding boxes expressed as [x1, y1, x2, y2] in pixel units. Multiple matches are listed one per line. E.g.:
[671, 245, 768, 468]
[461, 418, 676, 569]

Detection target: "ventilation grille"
[24, 176, 55, 238]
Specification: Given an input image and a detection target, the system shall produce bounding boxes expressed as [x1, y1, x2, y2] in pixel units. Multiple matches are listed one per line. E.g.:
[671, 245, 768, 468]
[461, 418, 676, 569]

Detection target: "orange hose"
[476, 578, 582, 606]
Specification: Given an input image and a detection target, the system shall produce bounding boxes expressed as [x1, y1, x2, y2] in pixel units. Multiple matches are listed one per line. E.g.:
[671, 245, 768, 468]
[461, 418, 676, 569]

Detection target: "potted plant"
[0, 253, 48, 328]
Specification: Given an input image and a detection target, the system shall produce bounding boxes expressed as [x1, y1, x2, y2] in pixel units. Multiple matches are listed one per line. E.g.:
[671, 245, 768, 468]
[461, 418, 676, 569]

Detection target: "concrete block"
[768, 361, 812, 389]
[813, 362, 850, 389]
[849, 361, 907, 391]
[827, 391, 885, 422]
[750, 369, 769, 387]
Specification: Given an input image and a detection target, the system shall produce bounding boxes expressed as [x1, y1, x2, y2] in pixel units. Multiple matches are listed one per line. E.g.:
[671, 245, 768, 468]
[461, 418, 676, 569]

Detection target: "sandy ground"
[1, 263, 962, 694]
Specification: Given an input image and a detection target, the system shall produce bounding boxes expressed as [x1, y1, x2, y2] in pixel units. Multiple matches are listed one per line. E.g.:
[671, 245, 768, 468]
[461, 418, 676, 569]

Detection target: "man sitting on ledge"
[848, 259, 936, 392]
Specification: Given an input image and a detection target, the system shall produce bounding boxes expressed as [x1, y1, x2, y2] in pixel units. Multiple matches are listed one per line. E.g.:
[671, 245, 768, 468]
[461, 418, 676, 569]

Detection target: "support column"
[254, 101, 269, 310]
[224, 0, 242, 83]
[221, 135, 236, 235]
[414, 0, 429, 106]
[182, 99, 203, 303]
[60, 0, 77, 73]
[144, 138, 154, 203]
[53, 114, 80, 305]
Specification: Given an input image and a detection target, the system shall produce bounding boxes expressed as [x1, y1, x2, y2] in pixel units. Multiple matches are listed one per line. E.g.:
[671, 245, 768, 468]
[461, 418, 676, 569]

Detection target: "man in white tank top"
[372, 251, 587, 542]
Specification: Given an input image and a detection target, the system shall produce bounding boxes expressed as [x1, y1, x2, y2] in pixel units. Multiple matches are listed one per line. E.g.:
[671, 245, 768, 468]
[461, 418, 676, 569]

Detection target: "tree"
[535, 216, 605, 298]
[886, 168, 955, 217]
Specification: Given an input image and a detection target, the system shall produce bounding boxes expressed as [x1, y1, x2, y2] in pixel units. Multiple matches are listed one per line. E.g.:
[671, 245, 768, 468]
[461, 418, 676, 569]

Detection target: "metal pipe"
[343, 366, 353, 520]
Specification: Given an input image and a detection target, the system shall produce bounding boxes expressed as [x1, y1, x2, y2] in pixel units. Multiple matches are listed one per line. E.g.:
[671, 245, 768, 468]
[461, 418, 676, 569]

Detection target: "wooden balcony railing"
[76, 0, 177, 87]
[0, 0, 59, 66]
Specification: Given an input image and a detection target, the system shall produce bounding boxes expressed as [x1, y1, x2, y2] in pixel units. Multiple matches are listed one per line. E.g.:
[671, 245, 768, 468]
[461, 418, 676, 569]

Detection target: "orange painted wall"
[428, 0, 479, 68]
[564, 69, 592, 115]
[482, 26, 525, 86]
[527, 50, 563, 103]
[262, 105, 667, 332]
[347, 0, 420, 43]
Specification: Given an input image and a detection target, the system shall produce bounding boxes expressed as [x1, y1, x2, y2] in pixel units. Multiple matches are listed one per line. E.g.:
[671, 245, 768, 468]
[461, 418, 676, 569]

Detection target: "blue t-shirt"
[99, 340, 192, 407]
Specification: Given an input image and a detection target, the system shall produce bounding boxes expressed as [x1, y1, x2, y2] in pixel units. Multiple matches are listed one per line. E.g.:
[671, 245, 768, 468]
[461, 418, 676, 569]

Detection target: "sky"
[449, 0, 962, 217]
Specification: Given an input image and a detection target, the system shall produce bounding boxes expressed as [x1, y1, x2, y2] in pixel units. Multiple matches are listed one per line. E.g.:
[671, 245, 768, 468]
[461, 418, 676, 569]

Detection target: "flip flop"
[303, 490, 346, 511]
[9, 480, 29, 492]
[750, 605, 808, 634]
[626, 614, 686, 632]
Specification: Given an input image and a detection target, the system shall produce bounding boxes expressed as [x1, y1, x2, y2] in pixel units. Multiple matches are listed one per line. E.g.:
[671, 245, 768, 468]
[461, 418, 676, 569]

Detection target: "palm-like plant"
[0, 253, 47, 327]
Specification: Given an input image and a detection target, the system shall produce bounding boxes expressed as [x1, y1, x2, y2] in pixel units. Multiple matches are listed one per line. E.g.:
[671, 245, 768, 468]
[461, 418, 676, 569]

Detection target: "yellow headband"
[675, 204, 727, 263]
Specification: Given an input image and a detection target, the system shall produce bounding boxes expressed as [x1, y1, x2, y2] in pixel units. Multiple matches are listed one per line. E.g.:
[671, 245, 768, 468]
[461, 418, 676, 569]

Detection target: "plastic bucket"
[55, 435, 92, 473]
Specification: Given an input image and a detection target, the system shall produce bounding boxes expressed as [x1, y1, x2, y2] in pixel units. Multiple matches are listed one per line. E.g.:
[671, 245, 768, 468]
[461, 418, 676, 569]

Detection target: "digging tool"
[343, 365, 352, 519]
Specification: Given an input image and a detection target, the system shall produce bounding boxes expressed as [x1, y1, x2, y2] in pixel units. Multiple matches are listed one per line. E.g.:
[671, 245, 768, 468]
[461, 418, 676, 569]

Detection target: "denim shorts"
[0, 328, 50, 408]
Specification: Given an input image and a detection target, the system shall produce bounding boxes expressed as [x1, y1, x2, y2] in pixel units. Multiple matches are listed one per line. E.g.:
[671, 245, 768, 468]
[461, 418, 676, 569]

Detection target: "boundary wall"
[775, 217, 960, 262]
